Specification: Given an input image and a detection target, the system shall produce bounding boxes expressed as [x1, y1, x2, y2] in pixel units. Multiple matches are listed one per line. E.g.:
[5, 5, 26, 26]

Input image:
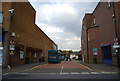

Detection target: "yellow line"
[79, 63, 93, 71]
[29, 63, 47, 70]
[6, 63, 48, 74]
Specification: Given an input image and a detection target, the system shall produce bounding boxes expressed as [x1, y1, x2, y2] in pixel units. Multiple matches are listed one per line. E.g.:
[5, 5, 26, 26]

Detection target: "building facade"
[81, 1, 120, 66]
[1, 2, 57, 67]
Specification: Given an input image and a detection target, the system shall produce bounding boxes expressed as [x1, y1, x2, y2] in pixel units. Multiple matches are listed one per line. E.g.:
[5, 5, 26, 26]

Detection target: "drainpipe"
[86, 25, 99, 64]
[112, 2, 120, 68]
[86, 28, 89, 63]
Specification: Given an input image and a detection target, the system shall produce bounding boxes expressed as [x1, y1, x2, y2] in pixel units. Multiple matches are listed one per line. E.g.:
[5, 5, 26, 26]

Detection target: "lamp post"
[112, 2, 120, 68]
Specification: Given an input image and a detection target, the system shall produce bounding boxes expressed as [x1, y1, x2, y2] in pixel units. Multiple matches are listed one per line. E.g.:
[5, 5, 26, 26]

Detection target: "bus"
[48, 50, 61, 63]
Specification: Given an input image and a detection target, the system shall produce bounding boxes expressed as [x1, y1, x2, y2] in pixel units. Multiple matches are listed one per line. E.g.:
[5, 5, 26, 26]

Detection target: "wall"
[2, 2, 57, 67]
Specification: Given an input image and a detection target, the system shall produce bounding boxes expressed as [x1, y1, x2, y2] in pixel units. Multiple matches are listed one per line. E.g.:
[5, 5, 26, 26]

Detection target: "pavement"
[2, 62, 47, 74]
[76, 60, 118, 72]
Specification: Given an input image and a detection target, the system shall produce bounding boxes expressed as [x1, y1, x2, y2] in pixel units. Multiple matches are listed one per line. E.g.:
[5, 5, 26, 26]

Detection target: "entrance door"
[101, 45, 112, 65]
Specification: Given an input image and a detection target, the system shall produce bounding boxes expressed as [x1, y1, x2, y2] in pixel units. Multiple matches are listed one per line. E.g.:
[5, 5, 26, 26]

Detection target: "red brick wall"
[2, 2, 56, 66]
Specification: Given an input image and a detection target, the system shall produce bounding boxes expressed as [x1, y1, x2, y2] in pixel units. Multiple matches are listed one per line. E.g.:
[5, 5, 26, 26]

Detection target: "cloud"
[29, 1, 98, 51]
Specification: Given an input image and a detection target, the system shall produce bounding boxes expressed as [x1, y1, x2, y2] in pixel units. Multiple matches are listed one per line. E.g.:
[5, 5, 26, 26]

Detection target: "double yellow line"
[79, 63, 93, 71]
[6, 63, 47, 74]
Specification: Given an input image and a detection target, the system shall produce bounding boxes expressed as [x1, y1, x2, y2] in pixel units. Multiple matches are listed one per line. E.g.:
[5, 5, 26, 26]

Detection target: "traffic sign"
[113, 44, 120, 49]
[9, 51, 14, 55]
[10, 40, 15, 45]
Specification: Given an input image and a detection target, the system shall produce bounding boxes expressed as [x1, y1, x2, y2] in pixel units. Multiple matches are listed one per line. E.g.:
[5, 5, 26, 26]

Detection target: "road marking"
[70, 72, 79, 74]
[60, 72, 69, 74]
[3, 71, 117, 75]
[91, 72, 101, 74]
[3, 63, 48, 74]
[81, 72, 90, 74]
[60, 66, 63, 74]
[100, 72, 117, 74]
[29, 63, 47, 70]
[79, 64, 93, 71]
[3, 73, 9, 76]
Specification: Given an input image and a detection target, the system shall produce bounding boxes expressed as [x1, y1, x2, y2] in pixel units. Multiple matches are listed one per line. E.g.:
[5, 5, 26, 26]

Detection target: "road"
[2, 60, 118, 79]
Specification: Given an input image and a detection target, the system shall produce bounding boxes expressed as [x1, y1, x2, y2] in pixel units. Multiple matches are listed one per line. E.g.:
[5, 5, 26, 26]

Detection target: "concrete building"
[81, 1, 120, 66]
[0, 2, 57, 67]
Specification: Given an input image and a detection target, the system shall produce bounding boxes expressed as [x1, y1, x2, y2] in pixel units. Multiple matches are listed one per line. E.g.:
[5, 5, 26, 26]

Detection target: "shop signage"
[20, 51, 24, 59]
[92, 48, 98, 55]
[9, 45, 15, 51]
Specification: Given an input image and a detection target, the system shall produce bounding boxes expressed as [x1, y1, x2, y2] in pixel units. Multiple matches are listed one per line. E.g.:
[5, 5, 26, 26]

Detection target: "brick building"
[81, 1, 120, 66]
[1, 2, 57, 67]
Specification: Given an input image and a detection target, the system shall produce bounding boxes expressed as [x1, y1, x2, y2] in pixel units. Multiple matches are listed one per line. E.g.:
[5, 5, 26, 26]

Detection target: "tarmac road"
[2, 60, 119, 79]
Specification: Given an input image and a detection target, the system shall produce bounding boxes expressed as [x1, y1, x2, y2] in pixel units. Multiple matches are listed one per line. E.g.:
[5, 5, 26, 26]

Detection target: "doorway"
[101, 44, 112, 65]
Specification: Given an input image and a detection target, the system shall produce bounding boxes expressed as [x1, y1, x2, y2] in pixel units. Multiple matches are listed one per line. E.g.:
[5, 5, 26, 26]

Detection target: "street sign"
[113, 44, 120, 49]
[9, 39, 15, 51]
[114, 37, 118, 42]
[9, 51, 14, 55]
[10, 40, 15, 45]
[9, 45, 15, 51]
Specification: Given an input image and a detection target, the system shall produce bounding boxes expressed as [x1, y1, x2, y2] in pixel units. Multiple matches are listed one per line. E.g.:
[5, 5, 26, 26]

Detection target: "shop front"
[101, 44, 112, 65]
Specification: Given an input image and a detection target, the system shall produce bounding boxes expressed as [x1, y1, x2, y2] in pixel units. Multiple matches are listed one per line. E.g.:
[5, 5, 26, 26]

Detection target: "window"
[88, 34, 90, 41]
[108, 0, 111, 8]
[0, 12, 3, 24]
[94, 17, 96, 24]
[34, 53, 37, 58]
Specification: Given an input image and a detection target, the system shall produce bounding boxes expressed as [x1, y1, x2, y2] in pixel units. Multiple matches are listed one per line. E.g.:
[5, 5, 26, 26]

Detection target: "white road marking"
[70, 72, 79, 74]
[3, 71, 117, 75]
[60, 66, 63, 74]
[100, 72, 117, 74]
[3, 73, 9, 76]
[81, 72, 90, 74]
[60, 72, 69, 74]
[91, 72, 101, 74]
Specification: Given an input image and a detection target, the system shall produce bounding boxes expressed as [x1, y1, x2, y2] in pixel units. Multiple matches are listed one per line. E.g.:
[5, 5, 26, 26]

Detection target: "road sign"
[113, 44, 120, 49]
[9, 45, 15, 51]
[10, 40, 15, 45]
[9, 51, 14, 55]
[114, 37, 118, 42]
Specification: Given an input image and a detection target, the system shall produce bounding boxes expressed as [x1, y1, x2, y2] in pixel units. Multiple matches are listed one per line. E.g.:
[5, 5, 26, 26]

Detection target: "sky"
[28, 0, 99, 51]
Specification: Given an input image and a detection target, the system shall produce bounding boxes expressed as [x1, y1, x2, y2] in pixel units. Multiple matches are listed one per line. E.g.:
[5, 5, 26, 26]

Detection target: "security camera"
[8, 9, 14, 13]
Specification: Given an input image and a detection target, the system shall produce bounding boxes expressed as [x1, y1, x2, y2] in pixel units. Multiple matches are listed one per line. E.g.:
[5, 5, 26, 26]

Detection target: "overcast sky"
[28, 0, 99, 51]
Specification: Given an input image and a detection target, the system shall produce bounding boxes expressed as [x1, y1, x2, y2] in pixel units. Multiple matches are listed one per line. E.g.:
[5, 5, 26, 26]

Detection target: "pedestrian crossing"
[3, 71, 117, 76]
